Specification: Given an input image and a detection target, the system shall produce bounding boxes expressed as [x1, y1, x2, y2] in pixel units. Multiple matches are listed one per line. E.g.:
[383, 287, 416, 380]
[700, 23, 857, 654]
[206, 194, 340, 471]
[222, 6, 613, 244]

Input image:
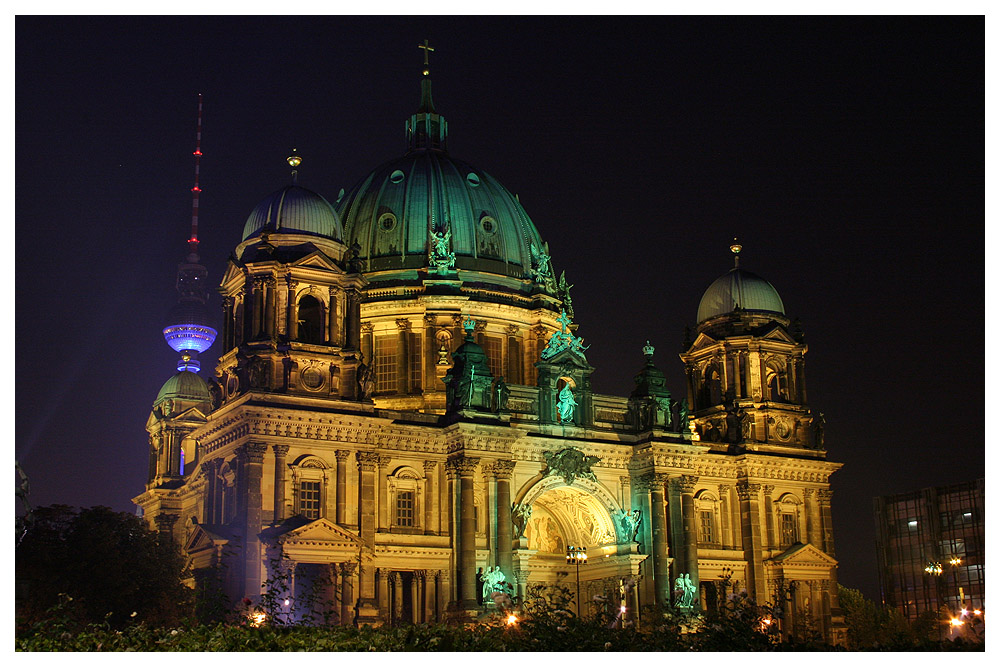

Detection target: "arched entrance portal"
[513, 482, 645, 618]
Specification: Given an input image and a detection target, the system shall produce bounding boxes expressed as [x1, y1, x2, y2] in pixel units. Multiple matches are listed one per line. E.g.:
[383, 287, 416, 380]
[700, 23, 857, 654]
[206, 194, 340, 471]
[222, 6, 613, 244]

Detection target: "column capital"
[339, 561, 358, 576]
[335, 449, 351, 462]
[356, 451, 380, 471]
[630, 473, 653, 493]
[803, 487, 815, 499]
[717, 483, 732, 494]
[505, 324, 520, 337]
[619, 475, 631, 486]
[816, 489, 834, 502]
[762, 484, 775, 496]
[377, 455, 392, 470]
[390, 571, 402, 584]
[240, 442, 269, 464]
[670, 474, 698, 494]
[423, 460, 438, 476]
[272, 444, 290, 458]
[492, 459, 516, 480]
[396, 318, 412, 331]
[446, 455, 480, 477]
[360, 322, 375, 334]
[736, 481, 761, 500]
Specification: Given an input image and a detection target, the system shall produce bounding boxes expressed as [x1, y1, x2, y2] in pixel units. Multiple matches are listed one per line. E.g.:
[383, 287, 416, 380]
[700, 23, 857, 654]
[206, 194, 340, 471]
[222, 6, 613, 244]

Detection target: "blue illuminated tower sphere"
[163, 249, 217, 372]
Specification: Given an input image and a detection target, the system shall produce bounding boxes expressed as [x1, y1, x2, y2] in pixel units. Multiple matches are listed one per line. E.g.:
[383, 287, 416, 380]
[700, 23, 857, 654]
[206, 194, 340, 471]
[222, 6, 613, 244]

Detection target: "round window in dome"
[378, 212, 397, 232]
[390, 170, 405, 184]
[480, 216, 497, 235]
[467, 172, 481, 187]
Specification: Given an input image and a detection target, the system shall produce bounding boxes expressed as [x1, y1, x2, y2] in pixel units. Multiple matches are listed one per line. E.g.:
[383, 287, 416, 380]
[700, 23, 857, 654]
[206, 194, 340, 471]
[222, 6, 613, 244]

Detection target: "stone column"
[272, 444, 289, 523]
[762, 484, 776, 548]
[718, 484, 733, 549]
[804, 488, 819, 547]
[221, 296, 234, 352]
[448, 455, 481, 611]
[818, 489, 835, 555]
[339, 562, 356, 626]
[423, 460, 438, 535]
[377, 455, 391, 531]
[344, 287, 361, 351]
[631, 474, 655, 605]
[677, 475, 700, 597]
[493, 460, 516, 583]
[737, 481, 766, 601]
[397, 319, 410, 394]
[240, 442, 268, 601]
[435, 571, 446, 620]
[203, 459, 220, 524]
[377, 570, 390, 623]
[505, 325, 521, 384]
[649, 474, 670, 605]
[423, 570, 436, 622]
[285, 278, 298, 339]
[391, 572, 404, 624]
[410, 572, 420, 623]
[263, 277, 276, 338]
[335, 450, 350, 525]
[355, 451, 380, 623]
[328, 286, 339, 345]
[250, 277, 265, 339]
[360, 323, 374, 371]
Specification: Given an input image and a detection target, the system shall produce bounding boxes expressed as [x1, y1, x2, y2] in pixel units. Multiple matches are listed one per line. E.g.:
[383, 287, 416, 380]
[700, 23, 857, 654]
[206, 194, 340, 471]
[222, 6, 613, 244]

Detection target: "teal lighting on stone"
[338, 151, 547, 281]
[242, 185, 343, 242]
[696, 268, 785, 323]
[154, 370, 211, 406]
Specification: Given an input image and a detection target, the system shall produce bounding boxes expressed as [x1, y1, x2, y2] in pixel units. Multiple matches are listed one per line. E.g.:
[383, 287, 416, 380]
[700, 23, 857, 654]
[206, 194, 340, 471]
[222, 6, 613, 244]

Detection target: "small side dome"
[697, 268, 785, 323]
[242, 185, 343, 242]
[154, 370, 211, 407]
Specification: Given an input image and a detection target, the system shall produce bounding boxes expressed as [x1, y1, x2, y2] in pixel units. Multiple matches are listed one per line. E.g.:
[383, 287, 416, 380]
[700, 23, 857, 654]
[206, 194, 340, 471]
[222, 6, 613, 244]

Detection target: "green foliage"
[15, 505, 193, 632]
[838, 585, 930, 649]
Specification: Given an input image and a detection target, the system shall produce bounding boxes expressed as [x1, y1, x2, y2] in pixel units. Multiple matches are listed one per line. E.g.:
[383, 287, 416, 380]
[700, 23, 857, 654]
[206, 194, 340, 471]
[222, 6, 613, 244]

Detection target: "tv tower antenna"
[188, 93, 203, 260]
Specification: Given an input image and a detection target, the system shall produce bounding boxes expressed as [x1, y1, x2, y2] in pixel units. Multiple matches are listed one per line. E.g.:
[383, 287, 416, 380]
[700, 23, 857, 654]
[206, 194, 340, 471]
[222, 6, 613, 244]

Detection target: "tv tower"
[162, 94, 217, 372]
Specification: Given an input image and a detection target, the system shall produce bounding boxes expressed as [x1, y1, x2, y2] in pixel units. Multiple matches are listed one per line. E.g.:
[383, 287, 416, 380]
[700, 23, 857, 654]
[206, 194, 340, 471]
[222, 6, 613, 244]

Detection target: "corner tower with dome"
[134, 49, 846, 645]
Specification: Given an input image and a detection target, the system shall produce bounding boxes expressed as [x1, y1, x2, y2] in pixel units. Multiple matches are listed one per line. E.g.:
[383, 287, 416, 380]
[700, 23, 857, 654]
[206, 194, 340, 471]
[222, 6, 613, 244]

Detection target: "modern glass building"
[874, 479, 984, 623]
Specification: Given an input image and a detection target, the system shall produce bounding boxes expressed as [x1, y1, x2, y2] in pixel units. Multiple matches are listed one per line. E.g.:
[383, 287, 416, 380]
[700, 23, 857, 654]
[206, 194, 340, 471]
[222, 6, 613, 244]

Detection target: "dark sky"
[15, 16, 983, 601]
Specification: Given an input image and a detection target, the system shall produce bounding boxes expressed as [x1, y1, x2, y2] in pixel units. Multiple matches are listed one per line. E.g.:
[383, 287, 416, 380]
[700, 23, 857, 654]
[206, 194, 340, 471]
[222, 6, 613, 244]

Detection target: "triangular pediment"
[184, 523, 229, 554]
[279, 517, 363, 548]
[220, 261, 245, 285]
[290, 250, 343, 273]
[760, 325, 796, 344]
[770, 542, 838, 567]
[687, 332, 719, 353]
[173, 406, 210, 422]
[539, 346, 593, 371]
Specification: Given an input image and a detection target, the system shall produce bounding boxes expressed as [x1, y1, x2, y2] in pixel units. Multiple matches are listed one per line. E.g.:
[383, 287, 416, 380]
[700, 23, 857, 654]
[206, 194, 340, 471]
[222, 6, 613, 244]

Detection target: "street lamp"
[566, 545, 588, 617]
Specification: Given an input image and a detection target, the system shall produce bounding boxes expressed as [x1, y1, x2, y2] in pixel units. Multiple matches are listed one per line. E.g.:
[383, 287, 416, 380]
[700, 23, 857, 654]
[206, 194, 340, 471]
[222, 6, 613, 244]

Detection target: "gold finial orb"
[730, 237, 742, 255]
[287, 149, 302, 169]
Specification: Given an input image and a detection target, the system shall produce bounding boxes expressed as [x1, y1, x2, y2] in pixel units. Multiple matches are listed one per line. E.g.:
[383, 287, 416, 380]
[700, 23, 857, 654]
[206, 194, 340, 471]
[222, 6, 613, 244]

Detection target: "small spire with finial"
[730, 237, 742, 268]
[643, 340, 655, 359]
[419, 38, 435, 76]
[287, 149, 302, 183]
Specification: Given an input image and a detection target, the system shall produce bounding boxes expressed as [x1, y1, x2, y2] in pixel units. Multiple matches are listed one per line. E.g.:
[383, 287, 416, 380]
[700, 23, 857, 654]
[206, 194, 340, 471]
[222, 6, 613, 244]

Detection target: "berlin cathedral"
[134, 49, 847, 644]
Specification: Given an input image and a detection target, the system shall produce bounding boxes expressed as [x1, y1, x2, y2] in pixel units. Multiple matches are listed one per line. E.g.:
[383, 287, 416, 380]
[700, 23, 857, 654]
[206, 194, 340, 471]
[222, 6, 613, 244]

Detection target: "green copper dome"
[242, 185, 343, 242]
[697, 268, 785, 323]
[337, 152, 546, 280]
[336, 71, 551, 287]
[154, 370, 211, 406]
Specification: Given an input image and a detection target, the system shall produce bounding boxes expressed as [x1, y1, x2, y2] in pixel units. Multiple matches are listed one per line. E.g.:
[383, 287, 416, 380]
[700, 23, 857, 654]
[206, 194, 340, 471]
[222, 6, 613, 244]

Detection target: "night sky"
[15, 16, 983, 602]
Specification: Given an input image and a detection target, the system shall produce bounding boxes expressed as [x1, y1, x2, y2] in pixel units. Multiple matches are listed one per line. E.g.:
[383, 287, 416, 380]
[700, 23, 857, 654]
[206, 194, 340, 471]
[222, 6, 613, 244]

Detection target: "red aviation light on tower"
[188, 93, 203, 252]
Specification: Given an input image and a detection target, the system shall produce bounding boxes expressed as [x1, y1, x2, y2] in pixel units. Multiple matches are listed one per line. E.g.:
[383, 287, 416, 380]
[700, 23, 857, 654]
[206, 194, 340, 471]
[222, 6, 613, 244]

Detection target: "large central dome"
[337, 73, 553, 292]
[337, 151, 544, 279]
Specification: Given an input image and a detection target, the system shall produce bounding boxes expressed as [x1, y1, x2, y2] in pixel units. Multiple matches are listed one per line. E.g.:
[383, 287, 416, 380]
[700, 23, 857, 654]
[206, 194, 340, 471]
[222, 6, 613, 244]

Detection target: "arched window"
[766, 361, 787, 402]
[777, 493, 802, 547]
[388, 466, 423, 532]
[695, 491, 720, 546]
[292, 456, 329, 520]
[297, 295, 324, 345]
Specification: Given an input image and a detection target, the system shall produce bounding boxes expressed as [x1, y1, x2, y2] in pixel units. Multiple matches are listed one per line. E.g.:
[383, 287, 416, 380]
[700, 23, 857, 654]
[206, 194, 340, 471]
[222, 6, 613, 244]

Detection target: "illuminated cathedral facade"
[134, 54, 847, 644]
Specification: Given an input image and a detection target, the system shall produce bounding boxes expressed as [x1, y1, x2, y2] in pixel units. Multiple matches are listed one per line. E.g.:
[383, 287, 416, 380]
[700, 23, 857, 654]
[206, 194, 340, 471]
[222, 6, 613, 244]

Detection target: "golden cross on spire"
[418, 39, 435, 71]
